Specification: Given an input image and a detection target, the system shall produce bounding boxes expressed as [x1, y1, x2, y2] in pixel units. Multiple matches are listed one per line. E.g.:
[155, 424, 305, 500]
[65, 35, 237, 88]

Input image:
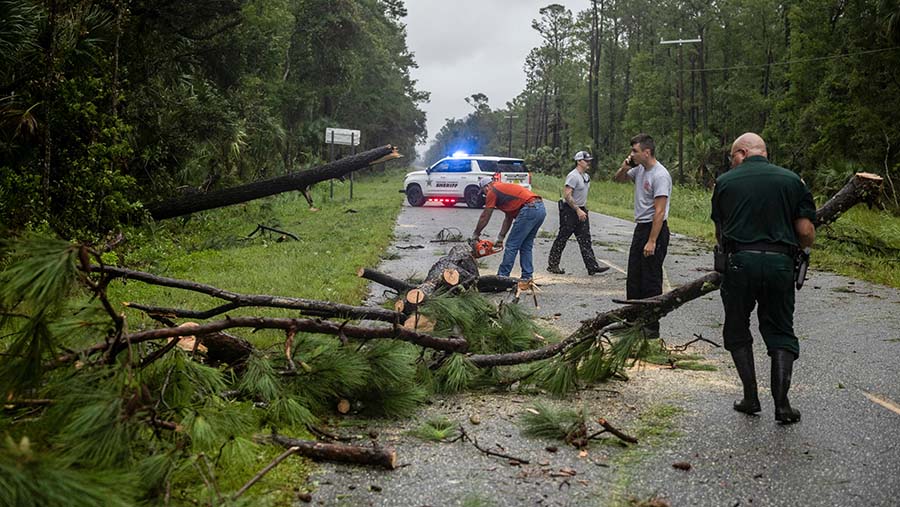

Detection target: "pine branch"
[232, 446, 300, 499]
[88, 264, 400, 322]
[49, 316, 469, 368]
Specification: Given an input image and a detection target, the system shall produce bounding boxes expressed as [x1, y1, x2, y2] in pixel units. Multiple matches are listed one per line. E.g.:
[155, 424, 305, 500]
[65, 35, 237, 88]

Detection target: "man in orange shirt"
[471, 177, 547, 281]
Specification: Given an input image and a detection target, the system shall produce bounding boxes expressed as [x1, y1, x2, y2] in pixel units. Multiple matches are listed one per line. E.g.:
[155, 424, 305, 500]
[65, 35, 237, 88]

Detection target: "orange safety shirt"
[484, 182, 541, 218]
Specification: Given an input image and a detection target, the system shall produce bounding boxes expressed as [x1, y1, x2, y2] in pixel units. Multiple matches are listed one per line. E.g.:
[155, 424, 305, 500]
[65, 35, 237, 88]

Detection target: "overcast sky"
[404, 0, 587, 156]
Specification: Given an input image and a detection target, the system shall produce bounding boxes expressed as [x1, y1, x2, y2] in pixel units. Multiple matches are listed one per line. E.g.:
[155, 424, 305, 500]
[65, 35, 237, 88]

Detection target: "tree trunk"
[147, 145, 399, 220]
[815, 173, 883, 227]
[358, 268, 415, 293]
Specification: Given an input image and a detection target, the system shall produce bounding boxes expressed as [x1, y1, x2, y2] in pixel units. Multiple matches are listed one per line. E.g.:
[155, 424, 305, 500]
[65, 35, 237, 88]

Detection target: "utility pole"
[504, 114, 519, 156]
[660, 37, 701, 184]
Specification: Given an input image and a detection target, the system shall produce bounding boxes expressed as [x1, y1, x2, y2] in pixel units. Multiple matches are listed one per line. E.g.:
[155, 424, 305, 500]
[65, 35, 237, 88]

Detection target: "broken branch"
[271, 434, 397, 469]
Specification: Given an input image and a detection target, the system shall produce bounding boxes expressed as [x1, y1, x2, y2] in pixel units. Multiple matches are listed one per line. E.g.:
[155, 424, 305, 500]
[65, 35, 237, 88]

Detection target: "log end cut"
[442, 268, 460, 286]
[406, 288, 426, 305]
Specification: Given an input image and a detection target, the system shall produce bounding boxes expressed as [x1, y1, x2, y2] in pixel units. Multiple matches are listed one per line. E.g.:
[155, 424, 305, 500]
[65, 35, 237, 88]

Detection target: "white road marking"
[599, 259, 626, 274]
[601, 260, 671, 293]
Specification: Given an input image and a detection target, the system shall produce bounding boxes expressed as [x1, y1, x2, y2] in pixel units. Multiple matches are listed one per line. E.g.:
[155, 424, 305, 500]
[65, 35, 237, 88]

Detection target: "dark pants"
[720, 251, 799, 357]
[627, 221, 670, 336]
[547, 205, 601, 271]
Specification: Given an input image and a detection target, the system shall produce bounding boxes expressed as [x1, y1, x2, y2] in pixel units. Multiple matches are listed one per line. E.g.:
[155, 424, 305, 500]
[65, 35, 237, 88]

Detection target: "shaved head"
[732, 133, 767, 158]
[729, 132, 767, 168]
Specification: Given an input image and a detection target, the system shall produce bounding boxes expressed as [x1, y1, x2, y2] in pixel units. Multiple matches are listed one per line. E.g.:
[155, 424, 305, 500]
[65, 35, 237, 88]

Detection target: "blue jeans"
[498, 200, 546, 281]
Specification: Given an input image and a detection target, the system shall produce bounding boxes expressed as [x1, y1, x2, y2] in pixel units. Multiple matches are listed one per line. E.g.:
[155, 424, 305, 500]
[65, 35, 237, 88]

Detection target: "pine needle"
[519, 403, 585, 440]
[265, 397, 316, 429]
[531, 358, 579, 396]
[0, 436, 140, 507]
[238, 353, 281, 402]
[408, 416, 459, 442]
[434, 354, 478, 393]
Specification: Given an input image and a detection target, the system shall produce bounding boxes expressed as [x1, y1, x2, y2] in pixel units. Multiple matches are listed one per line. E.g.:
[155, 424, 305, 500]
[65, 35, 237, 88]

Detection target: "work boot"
[547, 266, 565, 274]
[587, 266, 610, 275]
[771, 349, 801, 424]
[730, 346, 761, 414]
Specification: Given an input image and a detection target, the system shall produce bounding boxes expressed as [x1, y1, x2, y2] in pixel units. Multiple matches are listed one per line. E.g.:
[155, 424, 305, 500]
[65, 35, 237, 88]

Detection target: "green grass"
[108, 172, 404, 348]
[532, 173, 900, 288]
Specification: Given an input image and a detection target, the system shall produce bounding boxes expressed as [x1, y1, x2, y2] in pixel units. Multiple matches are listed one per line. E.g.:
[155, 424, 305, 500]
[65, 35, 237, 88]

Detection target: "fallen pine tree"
[0, 171, 883, 500]
[58, 173, 887, 382]
[146, 144, 401, 220]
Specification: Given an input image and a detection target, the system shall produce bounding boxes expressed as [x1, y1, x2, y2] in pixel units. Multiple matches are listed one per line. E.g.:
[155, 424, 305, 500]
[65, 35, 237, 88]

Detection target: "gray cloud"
[404, 0, 586, 155]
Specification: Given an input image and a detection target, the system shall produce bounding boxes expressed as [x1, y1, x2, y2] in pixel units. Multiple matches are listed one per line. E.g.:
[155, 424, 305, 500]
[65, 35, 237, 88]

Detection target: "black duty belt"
[732, 241, 793, 256]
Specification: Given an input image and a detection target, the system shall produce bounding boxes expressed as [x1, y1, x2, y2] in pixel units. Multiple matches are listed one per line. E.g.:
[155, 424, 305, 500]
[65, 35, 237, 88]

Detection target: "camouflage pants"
[547, 204, 601, 272]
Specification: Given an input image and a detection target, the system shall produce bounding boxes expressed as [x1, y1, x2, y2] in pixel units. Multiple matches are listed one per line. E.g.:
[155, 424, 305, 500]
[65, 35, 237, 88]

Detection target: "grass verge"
[110, 171, 404, 349]
[532, 173, 900, 288]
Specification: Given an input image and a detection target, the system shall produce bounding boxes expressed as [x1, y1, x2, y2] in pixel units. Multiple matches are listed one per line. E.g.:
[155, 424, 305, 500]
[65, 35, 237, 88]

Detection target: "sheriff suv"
[402, 155, 532, 208]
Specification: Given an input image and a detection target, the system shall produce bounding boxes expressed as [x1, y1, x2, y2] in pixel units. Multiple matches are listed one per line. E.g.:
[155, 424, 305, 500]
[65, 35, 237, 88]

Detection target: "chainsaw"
[472, 239, 503, 258]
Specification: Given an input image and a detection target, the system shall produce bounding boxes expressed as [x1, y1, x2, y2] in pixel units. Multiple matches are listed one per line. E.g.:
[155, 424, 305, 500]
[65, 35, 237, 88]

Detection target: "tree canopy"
[425, 0, 900, 209]
[0, 0, 428, 239]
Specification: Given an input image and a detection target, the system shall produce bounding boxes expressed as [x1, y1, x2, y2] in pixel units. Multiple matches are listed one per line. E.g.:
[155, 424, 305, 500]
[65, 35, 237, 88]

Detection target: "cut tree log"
[468, 172, 883, 368]
[146, 145, 400, 220]
[272, 434, 397, 469]
[357, 267, 415, 293]
[402, 245, 479, 313]
[360, 267, 517, 296]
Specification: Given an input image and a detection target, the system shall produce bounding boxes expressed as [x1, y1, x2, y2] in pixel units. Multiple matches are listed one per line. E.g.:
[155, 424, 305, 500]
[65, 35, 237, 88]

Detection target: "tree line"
[0, 0, 427, 239]
[424, 0, 900, 209]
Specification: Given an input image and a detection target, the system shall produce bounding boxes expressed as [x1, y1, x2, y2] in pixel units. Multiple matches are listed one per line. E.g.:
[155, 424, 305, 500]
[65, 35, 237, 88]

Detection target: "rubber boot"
[771, 349, 801, 424]
[730, 346, 761, 414]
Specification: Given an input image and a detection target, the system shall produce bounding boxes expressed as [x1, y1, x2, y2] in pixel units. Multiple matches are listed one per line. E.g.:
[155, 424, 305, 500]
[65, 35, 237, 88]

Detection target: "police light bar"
[451, 151, 468, 158]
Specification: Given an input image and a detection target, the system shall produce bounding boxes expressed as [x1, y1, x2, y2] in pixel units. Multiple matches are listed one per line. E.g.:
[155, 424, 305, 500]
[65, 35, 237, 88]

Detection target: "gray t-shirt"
[564, 168, 590, 207]
[627, 162, 672, 222]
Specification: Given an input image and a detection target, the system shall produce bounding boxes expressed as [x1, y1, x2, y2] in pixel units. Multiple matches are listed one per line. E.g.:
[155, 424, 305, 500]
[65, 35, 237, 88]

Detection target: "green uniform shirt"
[711, 155, 816, 247]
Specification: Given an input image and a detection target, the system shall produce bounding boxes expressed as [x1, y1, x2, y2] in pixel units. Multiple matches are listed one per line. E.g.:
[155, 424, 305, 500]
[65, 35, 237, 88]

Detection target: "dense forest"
[424, 0, 900, 209]
[0, 0, 427, 239]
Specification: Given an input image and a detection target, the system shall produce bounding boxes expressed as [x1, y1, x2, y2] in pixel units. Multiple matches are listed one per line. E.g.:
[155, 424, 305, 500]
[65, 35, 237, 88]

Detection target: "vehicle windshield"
[478, 160, 528, 172]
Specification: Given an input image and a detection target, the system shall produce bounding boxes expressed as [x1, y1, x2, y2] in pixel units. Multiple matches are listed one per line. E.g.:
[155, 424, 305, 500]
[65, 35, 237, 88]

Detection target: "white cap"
[477, 177, 492, 189]
[573, 151, 593, 161]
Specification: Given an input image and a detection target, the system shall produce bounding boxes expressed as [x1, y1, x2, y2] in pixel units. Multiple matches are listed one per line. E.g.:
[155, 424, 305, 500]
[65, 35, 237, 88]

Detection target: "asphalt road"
[307, 200, 900, 506]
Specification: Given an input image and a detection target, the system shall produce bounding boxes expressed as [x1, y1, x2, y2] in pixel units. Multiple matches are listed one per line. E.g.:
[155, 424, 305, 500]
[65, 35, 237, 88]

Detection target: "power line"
[688, 46, 900, 73]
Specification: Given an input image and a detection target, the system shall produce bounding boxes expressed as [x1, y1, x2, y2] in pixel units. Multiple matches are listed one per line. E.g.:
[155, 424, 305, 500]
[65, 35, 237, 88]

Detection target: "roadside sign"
[324, 128, 361, 146]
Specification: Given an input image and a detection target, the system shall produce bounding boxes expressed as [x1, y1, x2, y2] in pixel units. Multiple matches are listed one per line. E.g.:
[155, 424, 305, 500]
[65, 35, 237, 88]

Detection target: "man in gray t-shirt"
[547, 151, 607, 275]
[614, 134, 673, 338]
